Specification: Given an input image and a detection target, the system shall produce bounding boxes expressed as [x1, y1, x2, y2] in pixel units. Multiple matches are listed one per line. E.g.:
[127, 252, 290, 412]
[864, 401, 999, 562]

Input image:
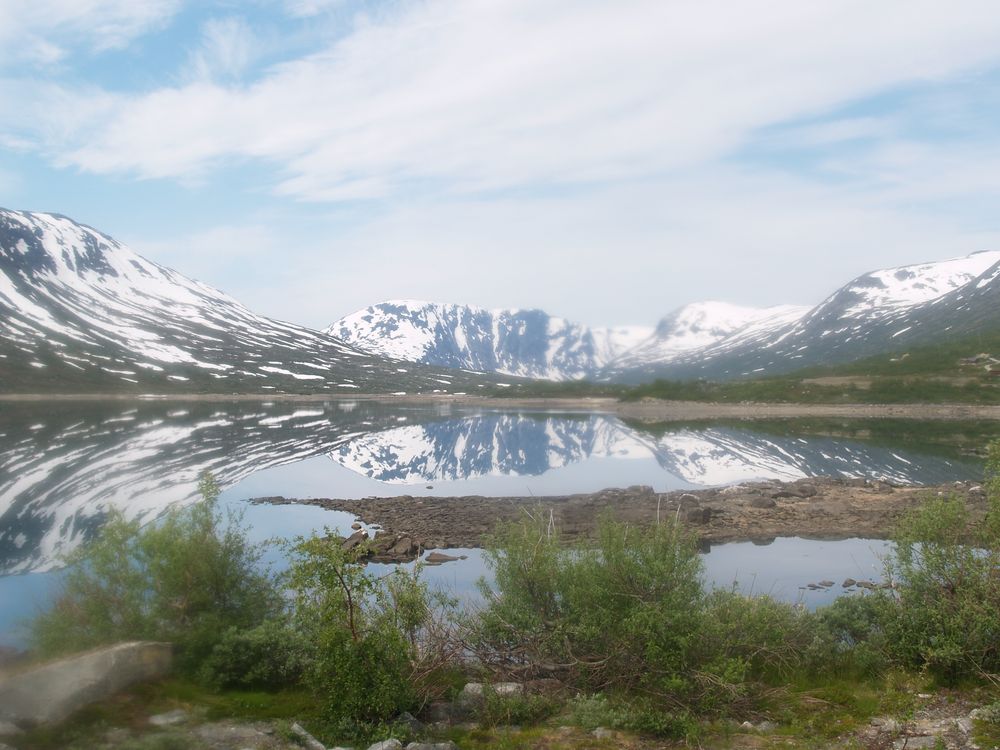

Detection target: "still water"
[0, 399, 991, 646]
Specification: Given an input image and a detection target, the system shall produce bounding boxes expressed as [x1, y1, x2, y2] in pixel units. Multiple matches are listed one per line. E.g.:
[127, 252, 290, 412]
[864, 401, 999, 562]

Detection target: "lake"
[0, 398, 992, 646]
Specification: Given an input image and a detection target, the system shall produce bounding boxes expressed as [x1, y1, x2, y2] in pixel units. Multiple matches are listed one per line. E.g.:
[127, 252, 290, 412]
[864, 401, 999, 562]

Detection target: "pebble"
[148, 709, 189, 727]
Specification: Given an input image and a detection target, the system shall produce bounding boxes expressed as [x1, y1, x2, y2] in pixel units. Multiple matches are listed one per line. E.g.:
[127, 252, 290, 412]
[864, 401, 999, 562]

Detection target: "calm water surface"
[0, 399, 991, 645]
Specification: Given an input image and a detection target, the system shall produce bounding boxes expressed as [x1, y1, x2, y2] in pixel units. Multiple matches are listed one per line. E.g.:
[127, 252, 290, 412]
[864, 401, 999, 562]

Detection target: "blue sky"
[3, 0, 1000, 329]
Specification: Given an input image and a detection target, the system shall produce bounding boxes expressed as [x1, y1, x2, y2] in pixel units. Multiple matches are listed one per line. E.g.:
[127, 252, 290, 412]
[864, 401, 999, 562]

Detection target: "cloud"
[284, 0, 346, 18]
[130, 164, 1000, 330]
[10, 0, 1000, 202]
[187, 17, 256, 83]
[0, 0, 181, 67]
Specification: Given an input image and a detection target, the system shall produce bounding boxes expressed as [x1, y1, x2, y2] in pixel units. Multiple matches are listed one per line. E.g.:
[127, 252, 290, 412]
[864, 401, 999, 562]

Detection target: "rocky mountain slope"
[331, 252, 1000, 383]
[607, 250, 1000, 382]
[329, 299, 652, 380]
[0, 209, 494, 394]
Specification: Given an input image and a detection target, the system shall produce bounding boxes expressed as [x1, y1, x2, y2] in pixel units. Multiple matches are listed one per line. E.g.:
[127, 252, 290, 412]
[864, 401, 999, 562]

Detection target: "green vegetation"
[621, 330, 1000, 404]
[31, 473, 282, 674]
[24, 446, 1000, 746]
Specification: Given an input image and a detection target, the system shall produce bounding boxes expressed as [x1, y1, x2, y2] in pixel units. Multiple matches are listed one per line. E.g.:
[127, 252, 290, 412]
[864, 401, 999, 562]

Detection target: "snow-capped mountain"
[329, 300, 652, 380]
[331, 251, 1000, 384]
[0, 209, 494, 393]
[608, 250, 1000, 382]
[605, 302, 809, 375]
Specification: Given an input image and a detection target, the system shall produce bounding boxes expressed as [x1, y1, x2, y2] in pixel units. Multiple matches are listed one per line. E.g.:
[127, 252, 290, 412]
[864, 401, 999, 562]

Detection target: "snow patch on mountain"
[330, 299, 652, 380]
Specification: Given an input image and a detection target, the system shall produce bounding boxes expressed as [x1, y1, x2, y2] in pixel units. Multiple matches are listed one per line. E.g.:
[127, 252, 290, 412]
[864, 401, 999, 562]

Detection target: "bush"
[698, 589, 835, 691]
[30, 472, 282, 673]
[877, 440, 1000, 682]
[815, 593, 889, 676]
[286, 534, 449, 725]
[200, 619, 312, 690]
[472, 514, 704, 703]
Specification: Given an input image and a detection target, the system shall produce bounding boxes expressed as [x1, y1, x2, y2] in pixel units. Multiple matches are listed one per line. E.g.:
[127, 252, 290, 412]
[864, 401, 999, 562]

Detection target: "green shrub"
[477, 686, 560, 727]
[815, 593, 889, 675]
[31, 472, 281, 673]
[286, 534, 446, 725]
[199, 619, 312, 690]
[878, 440, 1000, 682]
[698, 589, 835, 689]
[473, 515, 704, 704]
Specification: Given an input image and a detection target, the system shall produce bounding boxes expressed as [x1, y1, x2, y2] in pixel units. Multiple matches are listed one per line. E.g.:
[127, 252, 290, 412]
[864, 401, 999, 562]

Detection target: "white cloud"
[11, 0, 1000, 201]
[284, 0, 346, 18]
[132, 166, 1000, 330]
[0, 0, 181, 67]
[187, 17, 256, 83]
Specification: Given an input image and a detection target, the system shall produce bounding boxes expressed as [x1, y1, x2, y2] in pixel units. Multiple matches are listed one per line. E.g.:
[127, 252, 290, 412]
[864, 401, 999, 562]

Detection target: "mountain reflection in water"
[0, 400, 983, 574]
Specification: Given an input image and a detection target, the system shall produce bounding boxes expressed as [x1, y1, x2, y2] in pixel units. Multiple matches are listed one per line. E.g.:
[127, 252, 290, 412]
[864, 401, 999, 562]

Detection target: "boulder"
[368, 740, 403, 750]
[342, 530, 370, 552]
[0, 641, 172, 726]
[842, 578, 857, 588]
[749, 497, 776, 509]
[682, 508, 711, 524]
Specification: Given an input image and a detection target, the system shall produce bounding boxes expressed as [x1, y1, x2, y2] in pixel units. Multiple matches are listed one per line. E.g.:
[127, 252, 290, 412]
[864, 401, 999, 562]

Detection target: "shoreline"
[250, 477, 989, 560]
[3, 393, 1000, 420]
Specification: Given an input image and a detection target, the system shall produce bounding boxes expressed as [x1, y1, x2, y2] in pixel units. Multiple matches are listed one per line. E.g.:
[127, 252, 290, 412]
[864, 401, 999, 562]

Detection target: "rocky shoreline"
[250, 477, 989, 562]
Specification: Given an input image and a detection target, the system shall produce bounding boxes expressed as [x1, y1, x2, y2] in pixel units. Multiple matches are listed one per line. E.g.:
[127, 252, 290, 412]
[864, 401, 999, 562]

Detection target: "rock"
[819, 580, 835, 588]
[740, 720, 754, 730]
[424, 701, 458, 723]
[426, 485, 434, 489]
[677, 493, 700, 507]
[351, 522, 363, 530]
[368, 740, 404, 750]
[396, 711, 424, 734]
[893, 737, 937, 750]
[749, 497, 776, 509]
[425, 551, 462, 564]
[406, 743, 459, 750]
[291, 721, 327, 750]
[682, 507, 711, 524]
[857, 580, 876, 589]
[954, 717, 973, 734]
[796, 483, 818, 497]
[391, 538, 418, 557]
[871, 717, 901, 732]
[0, 641, 172, 726]
[148, 709, 189, 727]
[0, 722, 21, 738]
[592, 727, 614, 739]
[756, 721, 778, 732]
[342, 530, 370, 551]
[843, 578, 857, 588]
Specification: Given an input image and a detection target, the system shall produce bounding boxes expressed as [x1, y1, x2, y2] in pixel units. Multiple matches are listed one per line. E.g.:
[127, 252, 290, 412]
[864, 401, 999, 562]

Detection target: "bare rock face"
[0, 641, 172, 727]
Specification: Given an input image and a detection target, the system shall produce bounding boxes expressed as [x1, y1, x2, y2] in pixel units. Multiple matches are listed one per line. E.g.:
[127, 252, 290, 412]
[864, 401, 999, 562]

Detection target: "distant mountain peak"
[330, 299, 653, 380]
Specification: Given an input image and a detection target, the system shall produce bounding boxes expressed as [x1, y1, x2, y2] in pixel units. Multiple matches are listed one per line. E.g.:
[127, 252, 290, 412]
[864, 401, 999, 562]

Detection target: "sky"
[3, 1, 1000, 329]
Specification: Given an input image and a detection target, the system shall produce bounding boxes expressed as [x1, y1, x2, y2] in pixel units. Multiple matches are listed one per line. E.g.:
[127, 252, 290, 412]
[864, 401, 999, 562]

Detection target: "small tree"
[286, 534, 444, 724]
[31, 471, 281, 674]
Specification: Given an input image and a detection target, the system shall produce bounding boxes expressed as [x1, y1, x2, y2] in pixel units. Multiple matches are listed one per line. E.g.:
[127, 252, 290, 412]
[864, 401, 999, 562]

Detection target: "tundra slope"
[0, 209, 494, 394]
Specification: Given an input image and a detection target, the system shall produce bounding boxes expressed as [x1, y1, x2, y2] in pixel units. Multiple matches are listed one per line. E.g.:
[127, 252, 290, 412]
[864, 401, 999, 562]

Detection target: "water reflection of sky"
[0, 498, 891, 648]
[0, 402, 983, 649]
